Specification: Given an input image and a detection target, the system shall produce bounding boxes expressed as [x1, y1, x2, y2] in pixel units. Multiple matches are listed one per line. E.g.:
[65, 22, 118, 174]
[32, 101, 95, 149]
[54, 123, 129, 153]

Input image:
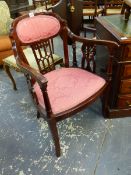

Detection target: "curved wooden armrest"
[67, 27, 119, 49]
[66, 27, 119, 78]
[16, 56, 53, 115]
[16, 56, 48, 90]
[16, 58, 47, 88]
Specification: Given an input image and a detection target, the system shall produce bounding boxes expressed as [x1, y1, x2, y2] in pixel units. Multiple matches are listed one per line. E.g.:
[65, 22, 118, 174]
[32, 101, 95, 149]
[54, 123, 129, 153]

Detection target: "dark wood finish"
[51, 0, 59, 5]
[4, 64, 17, 90]
[52, 0, 83, 35]
[120, 79, 131, 94]
[117, 95, 131, 108]
[95, 14, 131, 118]
[121, 1, 131, 21]
[123, 64, 131, 78]
[10, 12, 118, 156]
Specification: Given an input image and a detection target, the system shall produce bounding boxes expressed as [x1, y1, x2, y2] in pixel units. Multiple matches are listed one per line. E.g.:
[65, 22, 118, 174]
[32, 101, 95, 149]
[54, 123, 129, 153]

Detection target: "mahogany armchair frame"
[10, 12, 119, 157]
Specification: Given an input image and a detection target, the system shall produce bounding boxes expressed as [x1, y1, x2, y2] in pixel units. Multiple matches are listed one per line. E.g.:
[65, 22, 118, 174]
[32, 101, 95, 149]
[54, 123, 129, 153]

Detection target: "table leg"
[4, 64, 17, 90]
[125, 6, 130, 21]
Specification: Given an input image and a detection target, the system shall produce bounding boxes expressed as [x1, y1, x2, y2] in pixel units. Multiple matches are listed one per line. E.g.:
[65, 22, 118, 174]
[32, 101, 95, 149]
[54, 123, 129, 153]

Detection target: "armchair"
[10, 12, 119, 157]
[0, 1, 14, 65]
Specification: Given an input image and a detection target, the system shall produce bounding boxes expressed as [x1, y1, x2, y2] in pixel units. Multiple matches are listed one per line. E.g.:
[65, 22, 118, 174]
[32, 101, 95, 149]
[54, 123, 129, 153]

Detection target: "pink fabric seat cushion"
[16, 15, 60, 43]
[34, 68, 106, 114]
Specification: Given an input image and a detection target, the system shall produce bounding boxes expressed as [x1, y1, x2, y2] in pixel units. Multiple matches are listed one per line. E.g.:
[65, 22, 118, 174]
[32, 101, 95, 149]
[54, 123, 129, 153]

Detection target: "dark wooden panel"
[123, 44, 131, 61]
[52, 0, 83, 35]
[96, 15, 131, 118]
[123, 64, 131, 78]
[117, 95, 131, 108]
[120, 79, 131, 94]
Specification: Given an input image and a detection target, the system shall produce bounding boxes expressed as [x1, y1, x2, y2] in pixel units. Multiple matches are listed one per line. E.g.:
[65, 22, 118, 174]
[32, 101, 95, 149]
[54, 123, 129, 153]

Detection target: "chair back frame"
[33, 0, 48, 10]
[83, 0, 98, 15]
[104, 0, 123, 15]
[82, 0, 103, 24]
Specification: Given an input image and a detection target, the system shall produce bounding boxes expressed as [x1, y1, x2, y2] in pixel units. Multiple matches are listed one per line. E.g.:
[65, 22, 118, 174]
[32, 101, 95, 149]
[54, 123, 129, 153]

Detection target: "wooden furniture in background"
[52, 0, 83, 35]
[95, 14, 131, 118]
[103, 0, 123, 16]
[32, 0, 57, 10]
[82, 0, 103, 22]
[10, 12, 118, 156]
[32, 0, 48, 10]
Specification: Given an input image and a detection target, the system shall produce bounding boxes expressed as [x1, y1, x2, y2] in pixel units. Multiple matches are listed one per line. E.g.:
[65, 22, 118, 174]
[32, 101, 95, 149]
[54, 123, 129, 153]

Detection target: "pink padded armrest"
[16, 15, 60, 43]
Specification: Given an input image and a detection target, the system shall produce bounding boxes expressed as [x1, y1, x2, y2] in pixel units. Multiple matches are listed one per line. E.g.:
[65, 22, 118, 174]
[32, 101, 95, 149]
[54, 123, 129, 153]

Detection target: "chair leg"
[4, 64, 17, 90]
[37, 111, 41, 119]
[48, 119, 61, 157]
[101, 84, 110, 118]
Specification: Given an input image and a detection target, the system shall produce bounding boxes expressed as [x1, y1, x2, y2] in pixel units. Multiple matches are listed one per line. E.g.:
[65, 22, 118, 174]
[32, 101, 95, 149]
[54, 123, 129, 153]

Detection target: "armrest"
[68, 27, 119, 49]
[11, 38, 52, 113]
[10, 37, 47, 88]
[67, 27, 119, 77]
[17, 58, 47, 88]
[17, 56, 54, 114]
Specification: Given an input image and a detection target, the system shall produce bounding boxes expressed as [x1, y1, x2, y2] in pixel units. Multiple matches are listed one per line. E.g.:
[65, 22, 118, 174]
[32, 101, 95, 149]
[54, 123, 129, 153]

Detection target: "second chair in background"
[82, 0, 103, 24]
[103, 0, 123, 16]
